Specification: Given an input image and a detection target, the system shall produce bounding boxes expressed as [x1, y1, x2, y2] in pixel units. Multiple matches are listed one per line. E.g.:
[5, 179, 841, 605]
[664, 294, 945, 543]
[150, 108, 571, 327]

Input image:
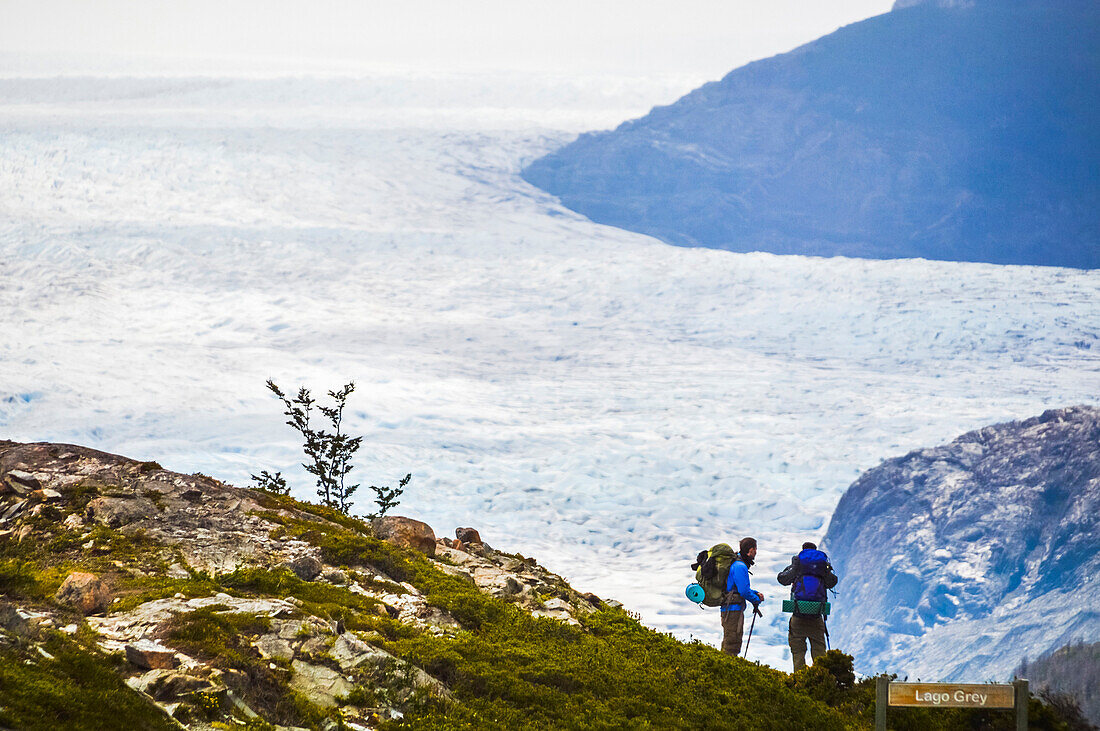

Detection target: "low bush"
[0, 633, 175, 730]
[159, 606, 271, 660]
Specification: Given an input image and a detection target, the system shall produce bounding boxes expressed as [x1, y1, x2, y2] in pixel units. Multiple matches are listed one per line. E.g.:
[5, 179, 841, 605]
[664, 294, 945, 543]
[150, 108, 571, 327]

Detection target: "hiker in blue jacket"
[721, 536, 764, 656]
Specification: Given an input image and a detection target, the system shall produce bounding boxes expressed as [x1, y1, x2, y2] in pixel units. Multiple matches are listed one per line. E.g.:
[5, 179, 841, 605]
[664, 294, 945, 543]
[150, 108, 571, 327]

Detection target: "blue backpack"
[792, 549, 831, 615]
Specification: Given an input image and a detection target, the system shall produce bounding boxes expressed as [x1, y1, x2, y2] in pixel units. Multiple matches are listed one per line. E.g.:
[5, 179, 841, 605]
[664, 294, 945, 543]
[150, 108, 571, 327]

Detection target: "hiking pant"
[721, 609, 745, 656]
[789, 614, 827, 671]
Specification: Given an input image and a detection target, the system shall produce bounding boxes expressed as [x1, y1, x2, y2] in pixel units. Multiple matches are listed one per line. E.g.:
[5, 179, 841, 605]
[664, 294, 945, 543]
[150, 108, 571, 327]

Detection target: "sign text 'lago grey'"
[888, 683, 1016, 709]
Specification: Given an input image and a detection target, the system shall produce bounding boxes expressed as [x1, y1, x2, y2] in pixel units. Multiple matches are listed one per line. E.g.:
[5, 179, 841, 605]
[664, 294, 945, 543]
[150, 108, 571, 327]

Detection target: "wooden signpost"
[875, 677, 1028, 731]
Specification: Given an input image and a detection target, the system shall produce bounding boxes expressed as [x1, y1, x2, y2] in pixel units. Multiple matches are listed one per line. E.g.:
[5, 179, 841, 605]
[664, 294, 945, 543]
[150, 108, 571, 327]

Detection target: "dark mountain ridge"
[523, 0, 1100, 268]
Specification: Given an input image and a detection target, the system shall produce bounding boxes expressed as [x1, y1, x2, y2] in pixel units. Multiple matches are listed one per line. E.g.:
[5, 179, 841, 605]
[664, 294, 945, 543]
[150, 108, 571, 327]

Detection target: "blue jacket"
[722, 558, 763, 612]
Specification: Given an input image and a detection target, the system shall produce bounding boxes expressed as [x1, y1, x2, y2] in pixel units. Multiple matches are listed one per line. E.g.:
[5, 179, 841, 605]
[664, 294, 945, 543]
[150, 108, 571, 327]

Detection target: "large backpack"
[791, 548, 831, 616]
[691, 543, 739, 607]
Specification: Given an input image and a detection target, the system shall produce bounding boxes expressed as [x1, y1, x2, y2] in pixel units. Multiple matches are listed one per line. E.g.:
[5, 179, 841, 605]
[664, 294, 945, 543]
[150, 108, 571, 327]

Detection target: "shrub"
[261, 379, 411, 516]
[158, 606, 271, 660]
[249, 470, 289, 495]
[369, 472, 411, 518]
[266, 379, 363, 514]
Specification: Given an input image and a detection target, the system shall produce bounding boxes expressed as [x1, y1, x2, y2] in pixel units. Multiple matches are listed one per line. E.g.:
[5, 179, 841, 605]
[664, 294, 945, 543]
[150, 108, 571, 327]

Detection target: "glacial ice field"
[1, 72, 1098, 670]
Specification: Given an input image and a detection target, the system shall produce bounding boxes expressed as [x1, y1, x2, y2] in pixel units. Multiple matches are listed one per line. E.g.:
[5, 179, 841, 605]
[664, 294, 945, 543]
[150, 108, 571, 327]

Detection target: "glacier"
[1, 71, 1098, 671]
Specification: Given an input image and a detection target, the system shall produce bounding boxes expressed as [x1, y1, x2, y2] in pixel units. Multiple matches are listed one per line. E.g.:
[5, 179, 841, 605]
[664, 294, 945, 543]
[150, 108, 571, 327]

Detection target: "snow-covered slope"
[823, 406, 1100, 680]
[1, 73, 1098, 668]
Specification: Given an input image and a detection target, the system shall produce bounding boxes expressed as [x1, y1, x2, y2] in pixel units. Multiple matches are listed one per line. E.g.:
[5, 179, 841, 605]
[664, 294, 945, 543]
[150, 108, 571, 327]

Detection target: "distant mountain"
[522, 0, 1100, 268]
[822, 406, 1100, 681]
[1018, 641, 1100, 727]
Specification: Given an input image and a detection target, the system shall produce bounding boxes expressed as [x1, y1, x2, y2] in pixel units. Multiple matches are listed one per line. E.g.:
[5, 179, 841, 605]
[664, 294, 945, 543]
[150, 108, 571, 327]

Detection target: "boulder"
[54, 572, 112, 614]
[30, 488, 62, 502]
[299, 634, 329, 656]
[255, 633, 295, 661]
[468, 542, 495, 559]
[124, 668, 173, 695]
[374, 603, 400, 619]
[455, 527, 482, 545]
[322, 568, 347, 585]
[1, 500, 27, 522]
[4, 470, 40, 494]
[0, 601, 32, 636]
[371, 516, 436, 556]
[281, 554, 323, 581]
[289, 660, 354, 708]
[125, 640, 180, 670]
[86, 496, 158, 528]
[329, 633, 390, 671]
[150, 672, 212, 701]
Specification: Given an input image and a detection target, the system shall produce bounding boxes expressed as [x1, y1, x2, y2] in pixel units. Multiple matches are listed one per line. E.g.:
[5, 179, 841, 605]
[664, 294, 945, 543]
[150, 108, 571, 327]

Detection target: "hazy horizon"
[2, 0, 893, 79]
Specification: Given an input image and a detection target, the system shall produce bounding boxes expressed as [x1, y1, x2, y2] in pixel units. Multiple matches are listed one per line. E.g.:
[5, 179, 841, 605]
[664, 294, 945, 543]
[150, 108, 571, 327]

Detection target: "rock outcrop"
[0, 440, 607, 728]
[125, 639, 181, 670]
[823, 406, 1100, 681]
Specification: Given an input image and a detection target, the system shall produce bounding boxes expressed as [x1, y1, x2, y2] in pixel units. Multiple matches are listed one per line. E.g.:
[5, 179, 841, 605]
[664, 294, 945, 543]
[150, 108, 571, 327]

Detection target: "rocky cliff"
[522, 0, 1100, 268]
[0, 440, 857, 730]
[1018, 640, 1100, 726]
[822, 405, 1100, 682]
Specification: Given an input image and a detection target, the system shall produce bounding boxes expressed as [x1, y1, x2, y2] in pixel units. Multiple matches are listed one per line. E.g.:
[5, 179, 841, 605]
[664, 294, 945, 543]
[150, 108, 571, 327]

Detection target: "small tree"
[249, 470, 289, 495]
[266, 379, 363, 514]
[370, 473, 410, 518]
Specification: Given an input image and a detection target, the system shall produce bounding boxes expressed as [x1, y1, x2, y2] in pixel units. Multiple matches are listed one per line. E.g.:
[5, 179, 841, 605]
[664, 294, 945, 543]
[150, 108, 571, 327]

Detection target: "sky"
[1, 0, 894, 77]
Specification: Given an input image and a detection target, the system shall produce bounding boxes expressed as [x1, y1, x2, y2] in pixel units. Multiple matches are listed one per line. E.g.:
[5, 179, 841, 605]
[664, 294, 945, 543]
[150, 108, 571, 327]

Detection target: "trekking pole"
[743, 604, 763, 656]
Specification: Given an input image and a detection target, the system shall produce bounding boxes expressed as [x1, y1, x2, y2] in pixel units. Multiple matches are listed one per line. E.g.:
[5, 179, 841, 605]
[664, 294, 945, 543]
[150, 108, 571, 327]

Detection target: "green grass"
[2, 480, 1086, 730]
[255, 506, 853, 729]
[219, 566, 385, 631]
[156, 606, 337, 729]
[381, 609, 853, 730]
[0, 633, 175, 731]
[159, 606, 271, 659]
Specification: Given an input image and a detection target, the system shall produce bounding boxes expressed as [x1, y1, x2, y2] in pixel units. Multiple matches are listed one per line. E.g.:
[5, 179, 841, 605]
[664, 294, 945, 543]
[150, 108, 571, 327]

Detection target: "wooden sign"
[888, 682, 1016, 709]
[875, 678, 1028, 731]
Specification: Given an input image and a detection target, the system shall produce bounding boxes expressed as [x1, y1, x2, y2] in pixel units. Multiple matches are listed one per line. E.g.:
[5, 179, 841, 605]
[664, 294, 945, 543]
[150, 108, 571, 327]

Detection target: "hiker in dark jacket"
[777, 541, 838, 671]
[721, 537, 764, 656]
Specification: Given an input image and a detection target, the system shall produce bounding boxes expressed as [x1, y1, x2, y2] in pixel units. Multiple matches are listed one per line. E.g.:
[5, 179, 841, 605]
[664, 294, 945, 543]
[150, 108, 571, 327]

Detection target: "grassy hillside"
[0, 441, 1089, 729]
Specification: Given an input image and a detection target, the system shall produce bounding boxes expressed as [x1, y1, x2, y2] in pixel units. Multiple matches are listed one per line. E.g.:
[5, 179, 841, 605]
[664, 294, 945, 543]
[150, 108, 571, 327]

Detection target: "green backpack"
[692, 543, 740, 607]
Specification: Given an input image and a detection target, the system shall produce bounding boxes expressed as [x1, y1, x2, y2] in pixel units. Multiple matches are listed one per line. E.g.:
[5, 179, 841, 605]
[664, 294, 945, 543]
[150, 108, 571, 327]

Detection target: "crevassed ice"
[1, 72, 1097, 670]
